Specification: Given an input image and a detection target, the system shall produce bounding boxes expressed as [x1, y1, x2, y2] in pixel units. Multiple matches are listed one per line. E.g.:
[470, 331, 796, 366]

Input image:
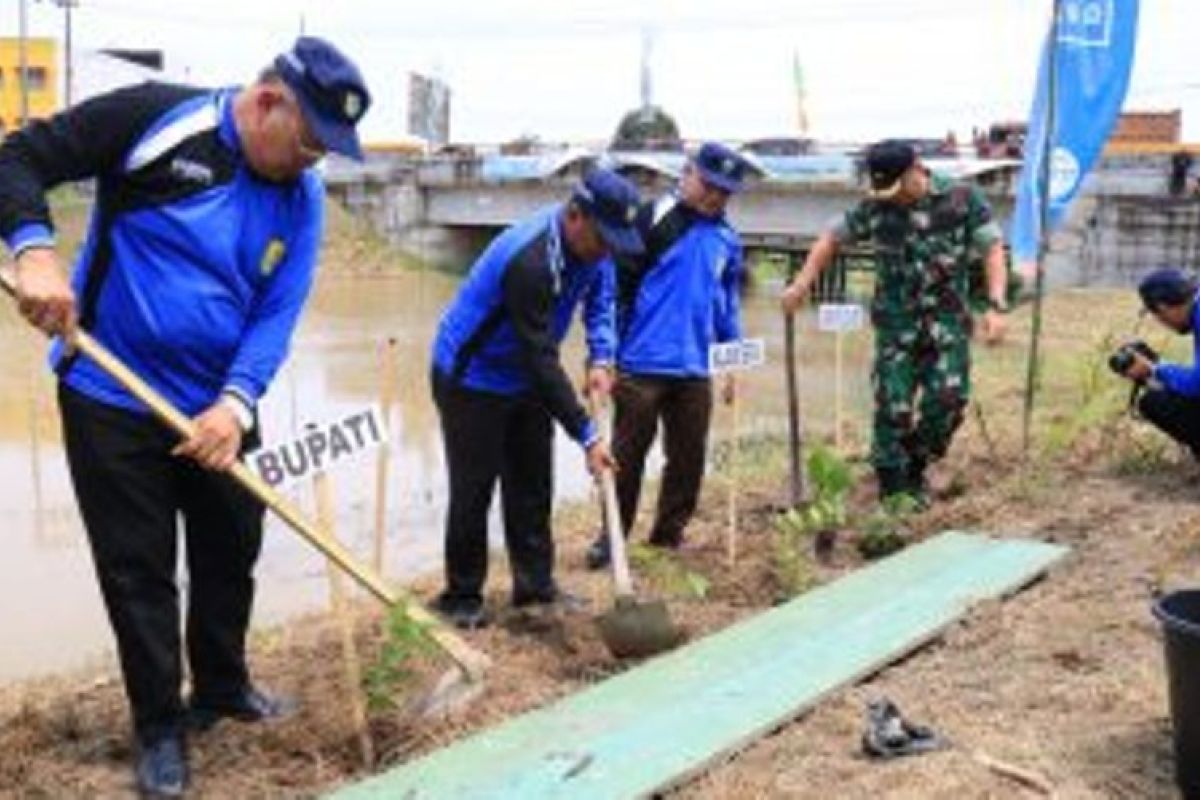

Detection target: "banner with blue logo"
[1011, 0, 1139, 263]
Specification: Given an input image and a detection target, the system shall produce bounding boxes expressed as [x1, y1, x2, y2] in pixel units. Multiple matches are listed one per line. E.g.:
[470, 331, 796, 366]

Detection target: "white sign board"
[251, 407, 388, 491]
[709, 338, 767, 373]
[817, 303, 866, 333]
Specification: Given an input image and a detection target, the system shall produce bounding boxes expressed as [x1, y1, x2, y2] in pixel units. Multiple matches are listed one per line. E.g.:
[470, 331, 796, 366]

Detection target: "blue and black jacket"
[616, 193, 743, 378]
[432, 205, 614, 447]
[0, 82, 323, 417]
[1154, 292, 1200, 397]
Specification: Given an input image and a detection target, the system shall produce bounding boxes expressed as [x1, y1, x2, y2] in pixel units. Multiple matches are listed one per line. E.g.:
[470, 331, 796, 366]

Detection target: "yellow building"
[0, 37, 59, 135]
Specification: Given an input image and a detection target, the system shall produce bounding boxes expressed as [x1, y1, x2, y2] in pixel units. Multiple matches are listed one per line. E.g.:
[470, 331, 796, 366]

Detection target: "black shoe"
[187, 687, 296, 732]
[876, 467, 907, 502]
[135, 734, 188, 798]
[432, 593, 491, 630]
[585, 537, 611, 571]
[647, 532, 683, 550]
[906, 458, 931, 509]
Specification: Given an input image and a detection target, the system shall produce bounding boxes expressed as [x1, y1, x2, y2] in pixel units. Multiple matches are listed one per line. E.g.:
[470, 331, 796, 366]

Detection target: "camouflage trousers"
[870, 320, 971, 473]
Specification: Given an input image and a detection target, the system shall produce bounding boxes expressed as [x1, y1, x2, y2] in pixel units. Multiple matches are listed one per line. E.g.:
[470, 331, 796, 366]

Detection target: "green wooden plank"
[332, 532, 1066, 800]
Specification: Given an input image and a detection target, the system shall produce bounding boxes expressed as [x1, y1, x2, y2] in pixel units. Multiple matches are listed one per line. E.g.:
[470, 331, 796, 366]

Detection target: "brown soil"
[3, 288, 1197, 799]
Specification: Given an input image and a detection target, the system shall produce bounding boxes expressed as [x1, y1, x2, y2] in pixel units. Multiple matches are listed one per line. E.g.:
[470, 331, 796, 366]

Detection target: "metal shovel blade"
[403, 666, 487, 720]
[595, 596, 681, 659]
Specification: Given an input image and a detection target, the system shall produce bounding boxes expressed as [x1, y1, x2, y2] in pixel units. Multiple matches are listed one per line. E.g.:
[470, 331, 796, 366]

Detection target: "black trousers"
[612, 374, 714, 546]
[432, 371, 556, 605]
[59, 385, 264, 744]
[1139, 388, 1200, 457]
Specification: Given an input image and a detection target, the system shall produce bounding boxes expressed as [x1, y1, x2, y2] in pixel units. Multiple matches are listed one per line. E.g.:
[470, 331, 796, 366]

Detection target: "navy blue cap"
[693, 142, 750, 193]
[275, 36, 371, 161]
[1138, 267, 1197, 309]
[866, 140, 917, 197]
[572, 168, 644, 256]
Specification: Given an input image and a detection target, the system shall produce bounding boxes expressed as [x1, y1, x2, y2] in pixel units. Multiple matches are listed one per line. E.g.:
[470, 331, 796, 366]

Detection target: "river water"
[0, 271, 873, 681]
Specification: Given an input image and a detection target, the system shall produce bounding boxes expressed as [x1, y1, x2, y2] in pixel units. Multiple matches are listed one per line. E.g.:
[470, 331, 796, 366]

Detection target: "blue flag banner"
[1011, 0, 1139, 263]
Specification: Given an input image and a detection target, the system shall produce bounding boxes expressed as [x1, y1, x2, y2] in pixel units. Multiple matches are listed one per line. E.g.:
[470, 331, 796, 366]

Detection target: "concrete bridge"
[324, 152, 1021, 272]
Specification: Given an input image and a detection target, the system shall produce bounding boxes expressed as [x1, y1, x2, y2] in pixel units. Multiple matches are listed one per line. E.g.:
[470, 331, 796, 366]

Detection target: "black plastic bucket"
[1153, 590, 1200, 799]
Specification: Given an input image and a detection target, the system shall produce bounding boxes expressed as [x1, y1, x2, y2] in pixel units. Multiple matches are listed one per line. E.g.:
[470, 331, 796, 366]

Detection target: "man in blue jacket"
[587, 142, 749, 570]
[0, 37, 369, 796]
[431, 167, 643, 629]
[1120, 268, 1200, 456]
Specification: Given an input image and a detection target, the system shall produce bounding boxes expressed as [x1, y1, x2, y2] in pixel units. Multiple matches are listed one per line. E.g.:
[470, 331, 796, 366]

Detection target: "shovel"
[590, 396, 680, 659]
[1, 268, 490, 715]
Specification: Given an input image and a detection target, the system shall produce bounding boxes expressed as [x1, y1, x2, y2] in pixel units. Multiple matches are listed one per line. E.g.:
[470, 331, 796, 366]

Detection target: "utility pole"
[19, 0, 30, 126]
[41, 0, 78, 107]
[57, 0, 76, 108]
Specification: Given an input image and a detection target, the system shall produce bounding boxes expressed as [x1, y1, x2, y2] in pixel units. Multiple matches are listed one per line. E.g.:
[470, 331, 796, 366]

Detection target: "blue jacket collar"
[217, 88, 243, 156]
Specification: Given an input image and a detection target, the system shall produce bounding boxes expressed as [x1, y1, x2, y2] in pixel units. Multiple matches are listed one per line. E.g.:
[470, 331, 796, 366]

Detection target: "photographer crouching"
[1116, 268, 1200, 459]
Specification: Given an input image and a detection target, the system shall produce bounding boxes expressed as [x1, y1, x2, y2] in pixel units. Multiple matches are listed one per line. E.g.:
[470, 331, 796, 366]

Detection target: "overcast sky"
[11, 0, 1200, 145]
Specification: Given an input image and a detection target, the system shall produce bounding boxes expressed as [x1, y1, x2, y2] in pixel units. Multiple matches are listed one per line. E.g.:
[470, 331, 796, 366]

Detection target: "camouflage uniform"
[833, 173, 1002, 490]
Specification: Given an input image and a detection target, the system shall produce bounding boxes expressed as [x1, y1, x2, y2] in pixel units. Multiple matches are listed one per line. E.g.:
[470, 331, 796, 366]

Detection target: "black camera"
[1108, 340, 1159, 378]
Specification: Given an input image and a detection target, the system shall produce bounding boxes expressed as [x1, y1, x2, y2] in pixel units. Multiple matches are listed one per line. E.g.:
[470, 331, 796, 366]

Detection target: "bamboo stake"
[373, 337, 398, 574]
[834, 328, 844, 452]
[315, 470, 374, 768]
[726, 381, 740, 566]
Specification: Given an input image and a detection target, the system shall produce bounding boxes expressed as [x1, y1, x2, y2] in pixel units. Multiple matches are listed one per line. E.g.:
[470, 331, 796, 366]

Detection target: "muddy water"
[0, 272, 872, 681]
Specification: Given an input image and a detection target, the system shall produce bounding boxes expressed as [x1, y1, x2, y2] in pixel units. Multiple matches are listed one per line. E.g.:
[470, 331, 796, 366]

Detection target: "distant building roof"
[1110, 110, 1182, 145]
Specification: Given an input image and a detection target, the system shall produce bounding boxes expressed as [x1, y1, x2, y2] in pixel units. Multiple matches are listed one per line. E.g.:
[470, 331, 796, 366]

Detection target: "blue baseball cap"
[275, 36, 371, 161]
[571, 168, 645, 256]
[693, 141, 751, 194]
[1138, 267, 1196, 310]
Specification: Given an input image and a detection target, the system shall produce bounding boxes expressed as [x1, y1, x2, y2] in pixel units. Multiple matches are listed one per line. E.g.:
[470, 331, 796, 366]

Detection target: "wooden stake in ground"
[834, 327, 844, 452]
[709, 339, 765, 565]
[726, 380, 740, 566]
[25, 336, 46, 541]
[314, 468, 375, 768]
[817, 302, 864, 454]
[373, 337, 399, 574]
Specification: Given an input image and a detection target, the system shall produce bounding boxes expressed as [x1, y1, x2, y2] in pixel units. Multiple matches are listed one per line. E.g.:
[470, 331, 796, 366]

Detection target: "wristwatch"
[987, 297, 1010, 314]
[219, 392, 255, 432]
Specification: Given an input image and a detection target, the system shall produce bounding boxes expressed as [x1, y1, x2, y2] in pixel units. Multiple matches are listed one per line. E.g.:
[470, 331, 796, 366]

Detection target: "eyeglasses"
[289, 98, 326, 163]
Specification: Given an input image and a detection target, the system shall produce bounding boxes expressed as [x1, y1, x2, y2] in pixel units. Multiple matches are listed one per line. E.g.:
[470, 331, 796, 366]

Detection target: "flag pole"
[1021, 0, 1063, 453]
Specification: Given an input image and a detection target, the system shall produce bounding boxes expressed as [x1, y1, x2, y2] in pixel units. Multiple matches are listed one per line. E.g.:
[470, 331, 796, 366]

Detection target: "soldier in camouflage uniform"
[781, 141, 1009, 504]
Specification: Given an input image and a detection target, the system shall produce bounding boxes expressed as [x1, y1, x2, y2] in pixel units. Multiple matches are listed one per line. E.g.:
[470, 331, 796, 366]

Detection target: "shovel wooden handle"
[784, 311, 808, 507]
[590, 395, 635, 599]
[0, 268, 490, 682]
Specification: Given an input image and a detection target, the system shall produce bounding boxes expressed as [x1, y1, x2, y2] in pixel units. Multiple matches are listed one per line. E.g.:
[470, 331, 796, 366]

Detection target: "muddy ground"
[2, 286, 1198, 799]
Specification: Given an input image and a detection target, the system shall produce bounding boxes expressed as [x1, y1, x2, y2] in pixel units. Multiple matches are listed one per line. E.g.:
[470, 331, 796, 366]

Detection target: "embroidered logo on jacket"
[170, 158, 214, 185]
[260, 239, 287, 277]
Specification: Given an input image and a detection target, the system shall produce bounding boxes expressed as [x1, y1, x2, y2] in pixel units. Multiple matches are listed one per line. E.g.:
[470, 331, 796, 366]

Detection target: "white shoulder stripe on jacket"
[124, 98, 220, 173]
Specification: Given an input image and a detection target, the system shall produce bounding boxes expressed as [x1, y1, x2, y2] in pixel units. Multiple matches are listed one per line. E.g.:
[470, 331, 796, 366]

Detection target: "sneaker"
[432, 593, 491, 630]
[135, 734, 188, 798]
[861, 697, 946, 759]
[187, 686, 296, 732]
[585, 536, 611, 571]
